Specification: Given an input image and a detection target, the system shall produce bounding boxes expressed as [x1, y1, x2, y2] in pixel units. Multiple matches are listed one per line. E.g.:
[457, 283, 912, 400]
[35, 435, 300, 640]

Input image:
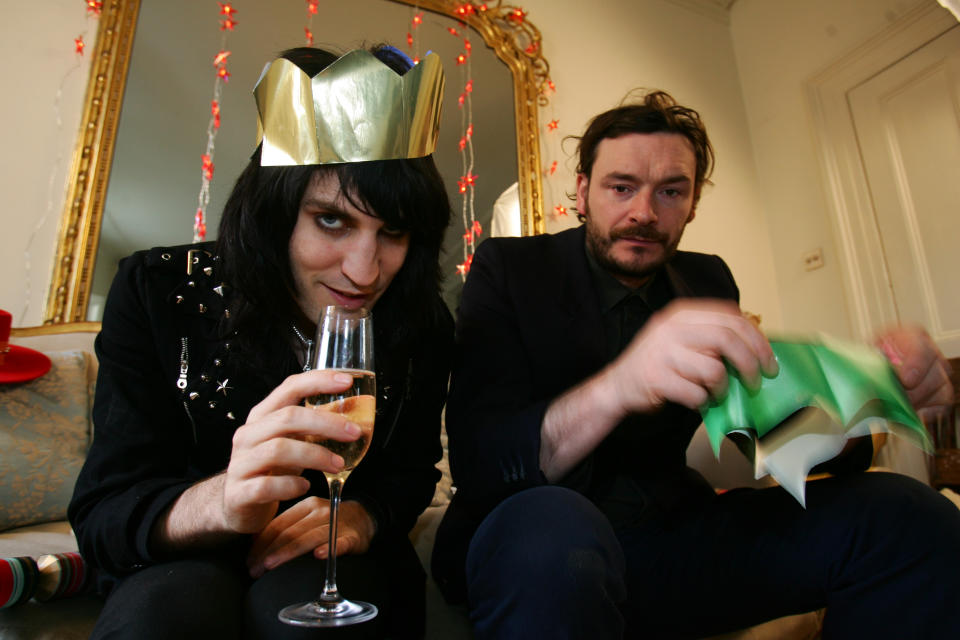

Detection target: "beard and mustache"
[583, 200, 683, 285]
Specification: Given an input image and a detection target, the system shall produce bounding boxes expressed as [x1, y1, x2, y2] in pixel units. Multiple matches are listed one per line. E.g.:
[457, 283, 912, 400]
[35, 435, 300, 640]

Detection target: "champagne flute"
[279, 305, 378, 627]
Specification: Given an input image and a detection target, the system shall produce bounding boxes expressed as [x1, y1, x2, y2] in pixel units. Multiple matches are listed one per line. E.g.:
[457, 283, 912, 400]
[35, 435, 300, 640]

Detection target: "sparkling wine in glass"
[279, 305, 377, 627]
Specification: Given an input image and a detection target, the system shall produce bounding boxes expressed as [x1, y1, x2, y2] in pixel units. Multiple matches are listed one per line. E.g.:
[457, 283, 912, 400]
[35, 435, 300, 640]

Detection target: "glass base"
[278, 598, 378, 628]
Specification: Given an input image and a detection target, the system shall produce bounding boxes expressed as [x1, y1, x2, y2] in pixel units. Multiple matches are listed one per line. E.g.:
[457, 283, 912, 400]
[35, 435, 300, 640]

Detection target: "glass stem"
[320, 477, 343, 604]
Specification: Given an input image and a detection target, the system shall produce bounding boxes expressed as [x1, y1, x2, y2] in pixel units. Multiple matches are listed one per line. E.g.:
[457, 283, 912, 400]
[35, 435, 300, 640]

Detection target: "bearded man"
[430, 91, 960, 640]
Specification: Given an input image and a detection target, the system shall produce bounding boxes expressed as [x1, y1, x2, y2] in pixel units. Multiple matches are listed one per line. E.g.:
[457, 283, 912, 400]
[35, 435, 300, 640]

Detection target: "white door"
[848, 25, 960, 357]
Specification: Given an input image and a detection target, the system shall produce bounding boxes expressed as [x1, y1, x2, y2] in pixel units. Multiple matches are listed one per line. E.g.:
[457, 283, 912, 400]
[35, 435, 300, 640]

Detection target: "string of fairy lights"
[56, 1, 565, 284]
[191, 2, 239, 243]
[406, 4, 484, 278]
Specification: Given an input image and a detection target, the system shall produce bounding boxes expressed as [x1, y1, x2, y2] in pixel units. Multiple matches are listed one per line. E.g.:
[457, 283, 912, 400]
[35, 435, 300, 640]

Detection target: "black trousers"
[465, 472, 960, 639]
[89, 533, 425, 640]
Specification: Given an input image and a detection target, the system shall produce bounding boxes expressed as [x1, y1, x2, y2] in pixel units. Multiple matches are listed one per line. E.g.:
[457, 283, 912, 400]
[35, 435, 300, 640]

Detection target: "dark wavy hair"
[573, 89, 715, 219]
[215, 46, 451, 363]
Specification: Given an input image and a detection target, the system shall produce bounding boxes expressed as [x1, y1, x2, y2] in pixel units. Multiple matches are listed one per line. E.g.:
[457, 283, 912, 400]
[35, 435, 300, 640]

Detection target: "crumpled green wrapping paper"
[700, 335, 931, 506]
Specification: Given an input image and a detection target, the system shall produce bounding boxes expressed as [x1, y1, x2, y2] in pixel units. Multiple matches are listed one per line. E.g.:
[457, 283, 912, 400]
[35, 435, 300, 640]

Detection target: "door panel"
[849, 25, 960, 357]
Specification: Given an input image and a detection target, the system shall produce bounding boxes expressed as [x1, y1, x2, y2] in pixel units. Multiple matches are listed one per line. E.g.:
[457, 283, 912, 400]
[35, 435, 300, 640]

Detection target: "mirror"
[46, 0, 549, 324]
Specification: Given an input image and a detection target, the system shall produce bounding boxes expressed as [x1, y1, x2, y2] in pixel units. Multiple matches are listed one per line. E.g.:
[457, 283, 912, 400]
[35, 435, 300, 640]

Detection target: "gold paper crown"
[254, 49, 445, 166]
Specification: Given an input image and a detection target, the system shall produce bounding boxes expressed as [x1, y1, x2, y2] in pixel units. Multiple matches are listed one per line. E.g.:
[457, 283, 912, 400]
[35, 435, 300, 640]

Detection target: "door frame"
[805, 1, 957, 341]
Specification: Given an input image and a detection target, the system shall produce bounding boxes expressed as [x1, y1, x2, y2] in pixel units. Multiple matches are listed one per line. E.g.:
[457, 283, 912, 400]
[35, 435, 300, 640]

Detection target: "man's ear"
[575, 173, 589, 215]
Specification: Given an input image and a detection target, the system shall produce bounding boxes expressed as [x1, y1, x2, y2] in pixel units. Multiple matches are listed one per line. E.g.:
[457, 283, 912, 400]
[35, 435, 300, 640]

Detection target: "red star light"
[456, 4, 476, 17]
[465, 79, 474, 93]
[509, 8, 526, 23]
[86, 1, 103, 16]
[212, 50, 231, 67]
[211, 100, 221, 129]
[456, 54, 467, 65]
[472, 220, 483, 235]
[218, 3, 237, 17]
[458, 137, 467, 151]
[201, 155, 215, 180]
[526, 41, 539, 54]
[547, 160, 558, 176]
[448, 27, 460, 37]
[547, 119, 559, 131]
[74, 36, 85, 55]
[307, 0, 319, 15]
[412, 12, 423, 26]
[305, 27, 314, 45]
[217, 67, 231, 82]
[407, 32, 414, 47]
[220, 17, 237, 31]
[458, 94, 465, 107]
[554, 205, 568, 217]
[464, 39, 473, 54]
[466, 123, 474, 138]
[194, 209, 207, 240]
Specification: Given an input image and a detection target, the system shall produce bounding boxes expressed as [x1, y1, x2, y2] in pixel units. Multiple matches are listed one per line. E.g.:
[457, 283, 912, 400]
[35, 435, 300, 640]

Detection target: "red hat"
[0, 309, 51, 384]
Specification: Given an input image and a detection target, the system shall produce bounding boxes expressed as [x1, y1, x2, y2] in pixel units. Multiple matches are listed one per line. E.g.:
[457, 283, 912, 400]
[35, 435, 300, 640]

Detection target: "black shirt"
[568, 244, 714, 530]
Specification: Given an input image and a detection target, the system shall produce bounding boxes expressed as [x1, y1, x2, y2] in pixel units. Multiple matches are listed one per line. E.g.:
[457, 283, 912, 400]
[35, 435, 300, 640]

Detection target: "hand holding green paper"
[700, 334, 932, 506]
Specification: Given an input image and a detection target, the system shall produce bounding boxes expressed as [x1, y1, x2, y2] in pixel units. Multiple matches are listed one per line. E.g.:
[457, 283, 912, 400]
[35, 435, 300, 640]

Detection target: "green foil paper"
[701, 335, 931, 506]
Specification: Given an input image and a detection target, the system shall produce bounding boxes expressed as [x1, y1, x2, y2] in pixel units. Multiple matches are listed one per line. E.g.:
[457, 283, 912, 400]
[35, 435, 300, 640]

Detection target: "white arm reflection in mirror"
[939, 0, 960, 21]
[490, 182, 521, 238]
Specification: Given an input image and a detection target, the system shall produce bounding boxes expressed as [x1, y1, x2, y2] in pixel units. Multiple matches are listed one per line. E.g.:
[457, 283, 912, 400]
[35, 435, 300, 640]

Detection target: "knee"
[466, 486, 624, 598]
[820, 472, 960, 566]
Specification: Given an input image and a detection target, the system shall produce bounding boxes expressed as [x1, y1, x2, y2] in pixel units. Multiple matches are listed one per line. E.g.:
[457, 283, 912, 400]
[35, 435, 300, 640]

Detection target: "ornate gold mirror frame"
[46, 0, 549, 324]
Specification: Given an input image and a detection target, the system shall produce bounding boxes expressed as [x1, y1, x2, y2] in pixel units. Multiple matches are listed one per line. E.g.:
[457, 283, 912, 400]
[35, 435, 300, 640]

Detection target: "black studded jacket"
[68, 243, 453, 592]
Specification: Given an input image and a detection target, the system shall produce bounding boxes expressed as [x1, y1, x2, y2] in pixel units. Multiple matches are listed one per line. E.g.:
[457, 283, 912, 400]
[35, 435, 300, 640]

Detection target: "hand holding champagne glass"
[279, 305, 378, 627]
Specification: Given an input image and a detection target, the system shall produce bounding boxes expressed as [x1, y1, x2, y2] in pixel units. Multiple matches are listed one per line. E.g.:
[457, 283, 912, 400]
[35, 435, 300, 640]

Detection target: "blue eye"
[316, 214, 344, 230]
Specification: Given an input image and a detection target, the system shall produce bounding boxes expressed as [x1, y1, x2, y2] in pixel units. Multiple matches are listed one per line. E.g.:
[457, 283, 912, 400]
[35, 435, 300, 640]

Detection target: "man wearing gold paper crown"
[432, 90, 960, 638]
[68, 45, 452, 639]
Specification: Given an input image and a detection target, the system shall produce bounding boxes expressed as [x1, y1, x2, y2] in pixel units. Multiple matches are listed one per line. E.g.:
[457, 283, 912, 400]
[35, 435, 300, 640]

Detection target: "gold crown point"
[254, 49, 445, 166]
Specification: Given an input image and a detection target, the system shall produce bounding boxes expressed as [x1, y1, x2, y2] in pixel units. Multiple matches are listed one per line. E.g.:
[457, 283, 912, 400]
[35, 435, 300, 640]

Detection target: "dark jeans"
[89, 534, 425, 640]
[465, 472, 960, 639]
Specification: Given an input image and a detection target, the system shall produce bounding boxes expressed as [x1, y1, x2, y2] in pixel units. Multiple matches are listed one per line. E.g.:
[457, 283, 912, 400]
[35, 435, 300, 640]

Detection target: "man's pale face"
[577, 132, 698, 289]
[289, 171, 410, 323]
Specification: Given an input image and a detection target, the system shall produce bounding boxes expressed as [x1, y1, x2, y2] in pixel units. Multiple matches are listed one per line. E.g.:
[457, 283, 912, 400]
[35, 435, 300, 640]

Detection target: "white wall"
[2, 4, 92, 326]
[729, 0, 944, 338]
[3, 0, 788, 330]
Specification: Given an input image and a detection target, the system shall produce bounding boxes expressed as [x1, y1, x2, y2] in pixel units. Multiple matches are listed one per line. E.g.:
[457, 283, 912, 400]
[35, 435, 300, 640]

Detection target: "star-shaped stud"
[216, 379, 232, 396]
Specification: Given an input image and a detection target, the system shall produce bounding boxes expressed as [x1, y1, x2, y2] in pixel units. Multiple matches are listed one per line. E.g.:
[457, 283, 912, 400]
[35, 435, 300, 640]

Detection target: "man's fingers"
[231, 435, 346, 479]
[247, 369, 354, 421]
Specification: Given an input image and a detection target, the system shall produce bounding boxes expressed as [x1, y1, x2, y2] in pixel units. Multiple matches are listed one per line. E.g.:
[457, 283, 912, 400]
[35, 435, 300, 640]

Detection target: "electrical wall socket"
[802, 248, 824, 271]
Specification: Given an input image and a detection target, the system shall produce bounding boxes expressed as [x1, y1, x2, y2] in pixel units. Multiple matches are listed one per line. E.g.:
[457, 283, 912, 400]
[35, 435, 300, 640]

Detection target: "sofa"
[5, 322, 943, 639]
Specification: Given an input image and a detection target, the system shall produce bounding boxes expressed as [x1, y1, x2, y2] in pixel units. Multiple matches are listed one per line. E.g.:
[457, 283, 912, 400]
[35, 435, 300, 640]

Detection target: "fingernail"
[880, 340, 903, 366]
[765, 356, 779, 377]
[334, 373, 352, 384]
[344, 422, 361, 437]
